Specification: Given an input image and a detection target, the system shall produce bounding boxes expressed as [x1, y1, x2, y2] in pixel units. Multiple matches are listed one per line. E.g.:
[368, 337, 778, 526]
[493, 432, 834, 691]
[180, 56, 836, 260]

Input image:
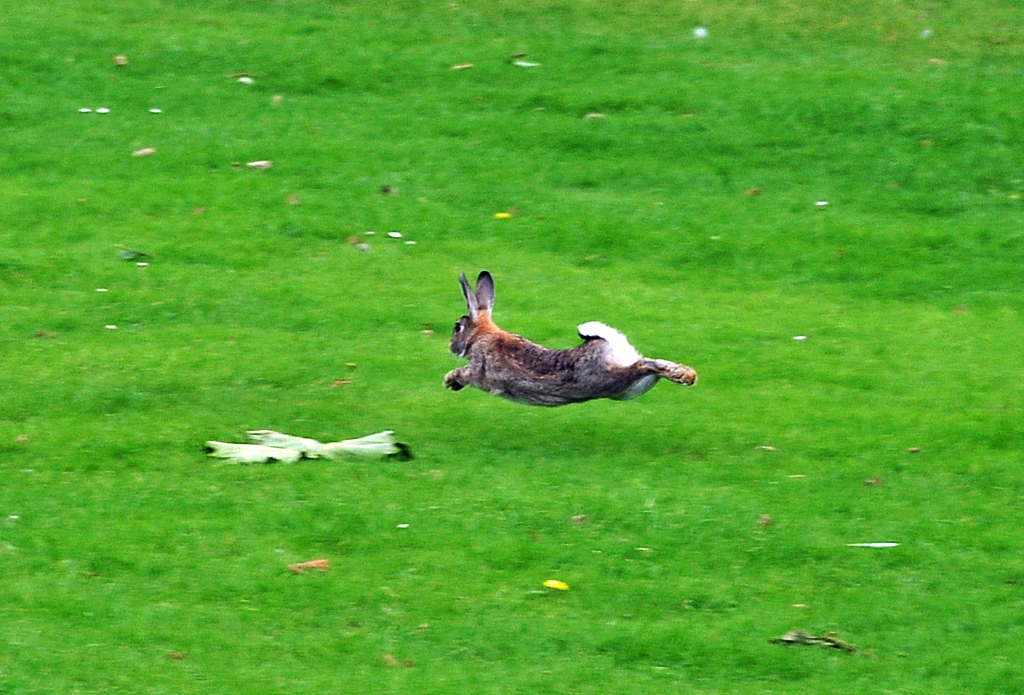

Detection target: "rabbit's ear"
[459, 272, 479, 318]
[475, 271, 495, 314]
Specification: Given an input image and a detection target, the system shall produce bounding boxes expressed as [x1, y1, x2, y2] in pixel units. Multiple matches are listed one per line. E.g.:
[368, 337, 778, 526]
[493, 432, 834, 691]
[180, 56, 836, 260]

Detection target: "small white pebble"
[105, 325, 118, 330]
[238, 76, 255, 84]
[247, 160, 272, 170]
[387, 231, 403, 238]
[815, 201, 829, 207]
[96, 108, 110, 114]
[793, 335, 807, 341]
[79, 108, 92, 113]
[137, 262, 149, 267]
[397, 523, 410, 529]
[693, 27, 708, 39]
[920, 29, 933, 39]
[9, 515, 20, 521]
[404, 240, 416, 245]
[96, 288, 108, 292]
[149, 108, 162, 114]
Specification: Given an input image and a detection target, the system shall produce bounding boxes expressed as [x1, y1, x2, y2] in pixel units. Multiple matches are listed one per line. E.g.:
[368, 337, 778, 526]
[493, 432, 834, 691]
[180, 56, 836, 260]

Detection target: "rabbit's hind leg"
[645, 359, 697, 386]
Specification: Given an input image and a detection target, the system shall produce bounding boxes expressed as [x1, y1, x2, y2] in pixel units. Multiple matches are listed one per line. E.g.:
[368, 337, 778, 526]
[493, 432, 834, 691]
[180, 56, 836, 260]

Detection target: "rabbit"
[443, 270, 697, 406]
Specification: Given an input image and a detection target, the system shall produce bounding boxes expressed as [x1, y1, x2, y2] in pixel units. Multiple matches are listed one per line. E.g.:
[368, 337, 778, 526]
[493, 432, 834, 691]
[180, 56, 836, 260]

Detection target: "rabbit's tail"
[578, 321, 642, 367]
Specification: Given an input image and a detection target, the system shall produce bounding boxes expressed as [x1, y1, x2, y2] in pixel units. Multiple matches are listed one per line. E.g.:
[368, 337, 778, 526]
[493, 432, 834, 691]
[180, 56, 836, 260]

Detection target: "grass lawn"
[2, 1, 1023, 692]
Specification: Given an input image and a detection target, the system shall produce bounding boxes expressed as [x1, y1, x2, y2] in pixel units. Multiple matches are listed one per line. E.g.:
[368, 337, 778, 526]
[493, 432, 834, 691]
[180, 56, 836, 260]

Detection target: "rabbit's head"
[450, 270, 495, 357]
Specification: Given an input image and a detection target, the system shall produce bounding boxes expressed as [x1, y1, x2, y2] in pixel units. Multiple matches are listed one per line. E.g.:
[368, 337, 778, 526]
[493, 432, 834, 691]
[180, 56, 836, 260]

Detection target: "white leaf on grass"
[209, 430, 404, 463]
[205, 441, 302, 464]
[321, 430, 400, 458]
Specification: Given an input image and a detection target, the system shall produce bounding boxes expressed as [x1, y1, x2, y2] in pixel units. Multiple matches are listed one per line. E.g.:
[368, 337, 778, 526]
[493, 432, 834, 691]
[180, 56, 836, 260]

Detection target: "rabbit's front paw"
[444, 370, 465, 391]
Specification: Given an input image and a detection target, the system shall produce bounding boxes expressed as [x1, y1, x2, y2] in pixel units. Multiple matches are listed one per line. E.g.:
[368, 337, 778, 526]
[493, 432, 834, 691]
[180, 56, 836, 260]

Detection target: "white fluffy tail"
[577, 321, 642, 367]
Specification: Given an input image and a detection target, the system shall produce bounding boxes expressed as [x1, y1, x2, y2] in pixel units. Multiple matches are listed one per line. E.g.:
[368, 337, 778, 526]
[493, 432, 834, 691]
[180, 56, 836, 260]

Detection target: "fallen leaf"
[132, 147, 156, 157]
[571, 514, 589, 525]
[117, 247, 150, 260]
[382, 654, 400, 667]
[864, 477, 882, 486]
[758, 514, 774, 527]
[166, 652, 186, 660]
[756, 445, 776, 452]
[330, 379, 352, 388]
[771, 630, 857, 652]
[928, 58, 946, 65]
[113, 55, 128, 66]
[451, 63, 474, 70]
[289, 559, 329, 573]
[584, 112, 606, 119]
[907, 447, 921, 453]
[744, 187, 762, 196]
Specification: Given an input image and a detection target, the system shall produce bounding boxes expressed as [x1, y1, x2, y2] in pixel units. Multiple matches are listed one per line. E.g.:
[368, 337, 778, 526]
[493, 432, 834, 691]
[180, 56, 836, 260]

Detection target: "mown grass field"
[2, 1, 1023, 692]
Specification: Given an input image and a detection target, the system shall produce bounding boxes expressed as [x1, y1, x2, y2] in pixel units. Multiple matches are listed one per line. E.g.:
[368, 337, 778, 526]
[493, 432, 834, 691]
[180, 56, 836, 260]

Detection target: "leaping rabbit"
[443, 270, 697, 406]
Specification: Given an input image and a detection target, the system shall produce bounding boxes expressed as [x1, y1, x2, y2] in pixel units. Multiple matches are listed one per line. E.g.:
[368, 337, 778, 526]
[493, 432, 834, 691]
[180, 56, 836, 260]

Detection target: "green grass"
[2, 1, 1024, 692]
